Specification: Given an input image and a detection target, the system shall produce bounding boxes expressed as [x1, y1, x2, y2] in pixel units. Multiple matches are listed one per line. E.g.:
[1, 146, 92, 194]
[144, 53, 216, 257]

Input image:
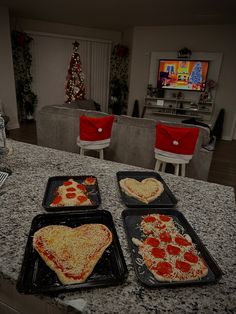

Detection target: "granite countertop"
[0, 140, 235, 314]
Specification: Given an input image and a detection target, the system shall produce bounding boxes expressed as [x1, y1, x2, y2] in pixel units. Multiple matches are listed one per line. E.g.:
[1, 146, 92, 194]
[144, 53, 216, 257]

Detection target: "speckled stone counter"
[0, 140, 235, 314]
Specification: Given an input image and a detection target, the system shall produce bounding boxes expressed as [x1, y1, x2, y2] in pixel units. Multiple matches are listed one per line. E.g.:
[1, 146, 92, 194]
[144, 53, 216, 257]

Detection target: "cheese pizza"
[119, 177, 164, 204]
[50, 179, 92, 207]
[33, 224, 113, 285]
[132, 214, 208, 282]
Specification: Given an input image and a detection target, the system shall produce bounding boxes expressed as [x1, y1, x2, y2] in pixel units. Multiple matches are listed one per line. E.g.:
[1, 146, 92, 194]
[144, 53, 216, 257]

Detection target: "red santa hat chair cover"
[154, 123, 199, 176]
[77, 115, 115, 159]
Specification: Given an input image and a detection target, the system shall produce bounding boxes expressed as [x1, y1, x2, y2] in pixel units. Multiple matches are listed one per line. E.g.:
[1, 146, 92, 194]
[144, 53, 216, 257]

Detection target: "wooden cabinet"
[142, 97, 214, 122]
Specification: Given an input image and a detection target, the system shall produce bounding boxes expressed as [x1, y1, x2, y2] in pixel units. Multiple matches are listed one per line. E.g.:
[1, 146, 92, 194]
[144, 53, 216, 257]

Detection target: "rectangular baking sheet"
[42, 176, 101, 211]
[17, 210, 128, 294]
[122, 208, 222, 287]
[117, 171, 177, 208]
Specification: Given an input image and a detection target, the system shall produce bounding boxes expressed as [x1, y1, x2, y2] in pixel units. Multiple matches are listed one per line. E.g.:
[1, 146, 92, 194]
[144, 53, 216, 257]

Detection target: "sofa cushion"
[106, 115, 156, 169]
[118, 115, 156, 128]
[62, 99, 99, 111]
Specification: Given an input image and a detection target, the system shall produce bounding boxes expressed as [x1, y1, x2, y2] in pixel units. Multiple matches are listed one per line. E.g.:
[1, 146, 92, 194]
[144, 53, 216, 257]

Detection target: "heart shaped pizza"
[119, 177, 164, 204]
[33, 224, 112, 285]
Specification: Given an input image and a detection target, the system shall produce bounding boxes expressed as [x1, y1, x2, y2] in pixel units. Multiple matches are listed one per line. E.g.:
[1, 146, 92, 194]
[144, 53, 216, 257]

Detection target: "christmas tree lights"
[65, 41, 85, 103]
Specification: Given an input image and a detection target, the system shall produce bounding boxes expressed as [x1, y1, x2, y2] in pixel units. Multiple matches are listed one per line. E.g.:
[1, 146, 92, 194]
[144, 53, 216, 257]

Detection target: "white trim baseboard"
[221, 136, 232, 141]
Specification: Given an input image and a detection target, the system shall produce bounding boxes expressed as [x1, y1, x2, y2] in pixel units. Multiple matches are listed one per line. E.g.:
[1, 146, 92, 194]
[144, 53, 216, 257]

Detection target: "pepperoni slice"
[184, 251, 199, 263]
[160, 231, 172, 243]
[175, 235, 191, 246]
[85, 177, 95, 184]
[66, 192, 76, 199]
[145, 237, 160, 247]
[52, 195, 62, 205]
[77, 184, 86, 191]
[167, 244, 181, 256]
[159, 214, 171, 222]
[155, 224, 166, 230]
[63, 181, 73, 186]
[151, 247, 166, 259]
[66, 187, 76, 192]
[176, 260, 191, 273]
[77, 195, 88, 203]
[153, 261, 172, 276]
[143, 216, 156, 223]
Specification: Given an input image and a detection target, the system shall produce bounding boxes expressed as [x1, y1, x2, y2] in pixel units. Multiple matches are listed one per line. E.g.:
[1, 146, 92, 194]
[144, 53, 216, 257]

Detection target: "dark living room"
[0, 1, 236, 314]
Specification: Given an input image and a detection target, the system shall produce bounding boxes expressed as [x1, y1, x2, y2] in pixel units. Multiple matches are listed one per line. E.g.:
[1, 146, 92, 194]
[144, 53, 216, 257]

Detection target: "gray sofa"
[36, 103, 214, 181]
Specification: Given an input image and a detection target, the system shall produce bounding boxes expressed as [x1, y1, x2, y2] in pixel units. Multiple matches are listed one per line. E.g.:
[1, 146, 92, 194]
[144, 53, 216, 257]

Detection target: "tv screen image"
[158, 60, 209, 92]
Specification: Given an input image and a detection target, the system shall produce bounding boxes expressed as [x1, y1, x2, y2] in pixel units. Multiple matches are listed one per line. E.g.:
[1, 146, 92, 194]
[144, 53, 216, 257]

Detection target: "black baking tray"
[17, 210, 128, 294]
[122, 208, 222, 287]
[117, 171, 177, 208]
[42, 176, 101, 211]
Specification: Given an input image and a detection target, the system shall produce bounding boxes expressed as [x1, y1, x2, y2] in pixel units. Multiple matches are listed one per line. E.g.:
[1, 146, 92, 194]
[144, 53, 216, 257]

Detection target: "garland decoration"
[11, 31, 37, 120]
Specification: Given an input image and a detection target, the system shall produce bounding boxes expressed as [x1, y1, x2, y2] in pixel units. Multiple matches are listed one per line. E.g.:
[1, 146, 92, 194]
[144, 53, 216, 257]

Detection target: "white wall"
[13, 18, 121, 43]
[2, 17, 121, 128]
[18, 18, 121, 113]
[0, 6, 19, 129]
[128, 25, 236, 140]
[30, 34, 112, 112]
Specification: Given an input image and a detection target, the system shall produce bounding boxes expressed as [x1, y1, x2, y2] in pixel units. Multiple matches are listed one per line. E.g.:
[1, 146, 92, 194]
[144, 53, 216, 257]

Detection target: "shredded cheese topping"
[33, 224, 112, 284]
[133, 214, 208, 282]
[50, 179, 92, 207]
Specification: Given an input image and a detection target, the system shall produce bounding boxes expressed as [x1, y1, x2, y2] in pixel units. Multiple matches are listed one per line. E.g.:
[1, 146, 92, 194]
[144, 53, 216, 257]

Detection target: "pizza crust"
[143, 247, 208, 282]
[33, 224, 113, 285]
[119, 177, 164, 204]
[133, 214, 208, 282]
[50, 179, 92, 207]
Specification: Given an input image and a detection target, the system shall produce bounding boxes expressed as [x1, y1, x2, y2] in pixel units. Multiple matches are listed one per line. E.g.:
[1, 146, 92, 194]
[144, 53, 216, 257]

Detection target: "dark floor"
[7, 120, 236, 196]
[7, 120, 37, 145]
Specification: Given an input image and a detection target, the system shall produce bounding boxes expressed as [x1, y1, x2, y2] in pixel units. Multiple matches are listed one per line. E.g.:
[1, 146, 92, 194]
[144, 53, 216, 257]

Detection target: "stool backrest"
[155, 123, 199, 160]
[79, 115, 114, 142]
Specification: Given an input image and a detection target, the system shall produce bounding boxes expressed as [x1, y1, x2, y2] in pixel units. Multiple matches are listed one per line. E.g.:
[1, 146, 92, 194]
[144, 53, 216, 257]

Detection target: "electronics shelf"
[142, 97, 214, 122]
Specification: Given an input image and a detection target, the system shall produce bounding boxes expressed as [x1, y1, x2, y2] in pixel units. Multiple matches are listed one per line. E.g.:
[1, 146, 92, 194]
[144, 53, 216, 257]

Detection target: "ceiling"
[1, 0, 236, 31]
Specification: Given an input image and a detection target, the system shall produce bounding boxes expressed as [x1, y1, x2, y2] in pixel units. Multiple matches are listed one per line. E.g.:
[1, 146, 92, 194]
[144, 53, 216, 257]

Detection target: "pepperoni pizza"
[50, 178, 92, 207]
[132, 214, 208, 282]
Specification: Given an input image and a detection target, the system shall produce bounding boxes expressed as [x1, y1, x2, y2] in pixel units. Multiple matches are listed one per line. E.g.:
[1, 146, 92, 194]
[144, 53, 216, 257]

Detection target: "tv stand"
[142, 96, 214, 123]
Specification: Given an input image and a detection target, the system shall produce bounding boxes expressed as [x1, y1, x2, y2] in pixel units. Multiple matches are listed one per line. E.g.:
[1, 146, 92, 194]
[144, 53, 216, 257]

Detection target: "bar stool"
[154, 123, 199, 176]
[77, 115, 114, 159]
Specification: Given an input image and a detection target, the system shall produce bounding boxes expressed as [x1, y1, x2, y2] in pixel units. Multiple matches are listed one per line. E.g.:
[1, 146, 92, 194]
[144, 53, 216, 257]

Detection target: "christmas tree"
[65, 41, 85, 103]
[189, 62, 202, 84]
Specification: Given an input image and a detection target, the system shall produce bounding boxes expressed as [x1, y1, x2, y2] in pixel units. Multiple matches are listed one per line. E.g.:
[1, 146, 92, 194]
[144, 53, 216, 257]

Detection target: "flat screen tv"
[158, 59, 209, 92]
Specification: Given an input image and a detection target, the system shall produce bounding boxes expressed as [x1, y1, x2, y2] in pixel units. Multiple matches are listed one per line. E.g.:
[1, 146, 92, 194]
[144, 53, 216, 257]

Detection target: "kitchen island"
[0, 140, 235, 314]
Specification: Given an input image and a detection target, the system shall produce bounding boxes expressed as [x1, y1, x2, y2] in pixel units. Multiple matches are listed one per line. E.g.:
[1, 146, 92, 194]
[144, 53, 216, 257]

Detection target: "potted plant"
[109, 77, 128, 115]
